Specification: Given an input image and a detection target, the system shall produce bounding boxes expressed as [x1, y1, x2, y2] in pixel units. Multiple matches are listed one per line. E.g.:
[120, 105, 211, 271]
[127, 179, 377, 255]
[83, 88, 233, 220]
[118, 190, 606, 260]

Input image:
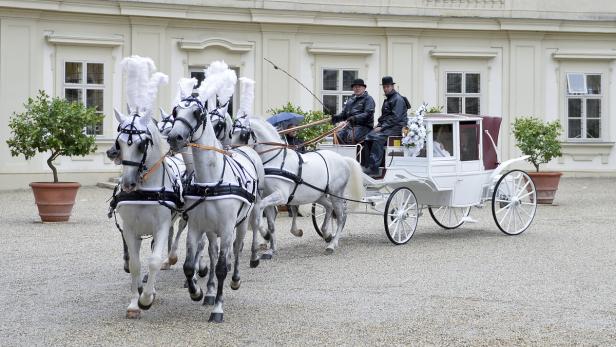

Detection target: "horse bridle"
[172, 96, 231, 141]
[231, 117, 256, 145]
[115, 113, 153, 175]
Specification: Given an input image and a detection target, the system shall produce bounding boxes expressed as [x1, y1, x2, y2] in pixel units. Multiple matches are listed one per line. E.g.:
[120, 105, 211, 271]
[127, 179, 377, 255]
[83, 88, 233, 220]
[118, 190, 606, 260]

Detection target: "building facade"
[1, 0, 616, 190]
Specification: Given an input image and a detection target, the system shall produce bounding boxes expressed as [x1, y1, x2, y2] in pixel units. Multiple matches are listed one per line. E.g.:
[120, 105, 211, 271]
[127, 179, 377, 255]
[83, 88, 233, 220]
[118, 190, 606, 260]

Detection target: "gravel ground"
[0, 177, 615, 346]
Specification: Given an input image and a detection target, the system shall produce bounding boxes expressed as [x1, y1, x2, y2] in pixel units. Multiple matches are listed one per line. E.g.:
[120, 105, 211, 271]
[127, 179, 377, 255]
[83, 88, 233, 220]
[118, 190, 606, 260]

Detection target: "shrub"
[6, 90, 104, 182]
[511, 116, 562, 172]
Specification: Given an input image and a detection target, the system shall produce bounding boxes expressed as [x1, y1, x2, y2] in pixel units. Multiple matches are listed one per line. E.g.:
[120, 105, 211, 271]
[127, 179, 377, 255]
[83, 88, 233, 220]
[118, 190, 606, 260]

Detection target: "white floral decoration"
[401, 102, 428, 157]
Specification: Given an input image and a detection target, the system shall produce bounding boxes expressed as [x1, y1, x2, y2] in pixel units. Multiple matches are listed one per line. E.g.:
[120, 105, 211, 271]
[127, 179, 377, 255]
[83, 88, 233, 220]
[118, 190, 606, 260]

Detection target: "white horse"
[167, 64, 265, 323]
[231, 117, 364, 255]
[111, 109, 183, 319]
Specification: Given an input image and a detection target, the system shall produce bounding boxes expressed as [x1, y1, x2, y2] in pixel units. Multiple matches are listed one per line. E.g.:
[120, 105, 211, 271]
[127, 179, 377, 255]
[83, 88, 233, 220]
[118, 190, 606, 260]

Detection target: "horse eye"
[193, 109, 201, 118]
[172, 107, 177, 118]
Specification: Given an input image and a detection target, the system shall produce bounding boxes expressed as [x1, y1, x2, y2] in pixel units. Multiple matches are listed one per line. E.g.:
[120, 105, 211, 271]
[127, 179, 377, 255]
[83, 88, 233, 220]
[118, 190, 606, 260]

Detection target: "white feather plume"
[217, 69, 237, 106]
[120, 55, 168, 115]
[172, 77, 198, 106]
[198, 62, 226, 105]
[237, 77, 255, 118]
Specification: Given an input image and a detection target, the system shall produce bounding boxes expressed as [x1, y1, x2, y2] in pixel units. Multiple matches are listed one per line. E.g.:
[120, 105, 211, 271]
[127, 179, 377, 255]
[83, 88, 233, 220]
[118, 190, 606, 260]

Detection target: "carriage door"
[453, 120, 483, 205]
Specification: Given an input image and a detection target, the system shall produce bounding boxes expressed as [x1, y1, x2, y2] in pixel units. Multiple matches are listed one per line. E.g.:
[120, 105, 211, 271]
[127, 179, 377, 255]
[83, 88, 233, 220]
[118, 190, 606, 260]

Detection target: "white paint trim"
[552, 51, 616, 61]
[178, 38, 254, 52]
[307, 45, 376, 56]
[430, 50, 498, 59]
[45, 33, 124, 47]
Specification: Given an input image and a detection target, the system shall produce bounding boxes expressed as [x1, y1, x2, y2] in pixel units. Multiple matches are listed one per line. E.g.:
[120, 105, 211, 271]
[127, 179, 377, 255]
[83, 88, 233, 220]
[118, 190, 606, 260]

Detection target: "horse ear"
[160, 107, 169, 119]
[126, 103, 132, 114]
[114, 108, 125, 123]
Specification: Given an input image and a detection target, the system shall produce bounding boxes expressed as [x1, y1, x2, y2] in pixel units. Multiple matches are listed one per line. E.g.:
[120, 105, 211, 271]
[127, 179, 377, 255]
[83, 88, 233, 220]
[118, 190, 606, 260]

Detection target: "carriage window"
[432, 124, 453, 158]
[64, 61, 104, 135]
[460, 121, 480, 161]
[321, 68, 358, 116]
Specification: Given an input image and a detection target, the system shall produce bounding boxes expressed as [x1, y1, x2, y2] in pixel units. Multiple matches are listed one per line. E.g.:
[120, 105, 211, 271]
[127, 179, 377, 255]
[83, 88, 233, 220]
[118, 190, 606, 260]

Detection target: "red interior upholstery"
[481, 116, 502, 170]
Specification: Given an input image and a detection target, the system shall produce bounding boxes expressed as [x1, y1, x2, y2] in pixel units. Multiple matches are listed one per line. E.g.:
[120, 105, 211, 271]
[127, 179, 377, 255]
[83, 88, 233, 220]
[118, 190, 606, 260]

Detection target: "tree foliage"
[511, 116, 562, 172]
[6, 90, 104, 182]
[267, 102, 333, 150]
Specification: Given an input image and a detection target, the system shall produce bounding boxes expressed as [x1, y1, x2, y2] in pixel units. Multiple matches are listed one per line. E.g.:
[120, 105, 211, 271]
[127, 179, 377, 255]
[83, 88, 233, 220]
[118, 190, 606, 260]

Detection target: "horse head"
[113, 108, 164, 192]
[166, 96, 206, 152]
[230, 116, 257, 145]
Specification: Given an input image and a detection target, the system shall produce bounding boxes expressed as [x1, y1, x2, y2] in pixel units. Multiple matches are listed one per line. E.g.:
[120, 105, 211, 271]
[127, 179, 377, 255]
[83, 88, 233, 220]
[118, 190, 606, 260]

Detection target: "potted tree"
[6, 90, 103, 222]
[511, 116, 563, 204]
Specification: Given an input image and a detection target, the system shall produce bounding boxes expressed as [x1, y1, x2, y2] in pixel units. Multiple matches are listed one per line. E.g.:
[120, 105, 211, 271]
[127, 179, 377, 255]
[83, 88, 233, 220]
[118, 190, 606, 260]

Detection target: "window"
[460, 121, 480, 161]
[321, 68, 358, 115]
[64, 61, 104, 135]
[433, 123, 453, 158]
[566, 73, 602, 139]
[190, 66, 239, 115]
[445, 72, 480, 115]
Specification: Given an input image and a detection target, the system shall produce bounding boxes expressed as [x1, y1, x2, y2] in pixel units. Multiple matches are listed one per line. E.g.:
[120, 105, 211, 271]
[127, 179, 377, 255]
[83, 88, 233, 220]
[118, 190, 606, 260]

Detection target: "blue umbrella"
[266, 112, 305, 128]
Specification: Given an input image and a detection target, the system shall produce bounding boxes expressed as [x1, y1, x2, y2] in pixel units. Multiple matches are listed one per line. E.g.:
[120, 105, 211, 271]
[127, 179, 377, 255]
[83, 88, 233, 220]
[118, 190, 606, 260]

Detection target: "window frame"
[444, 71, 481, 115]
[565, 72, 603, 141]
[63, 60, 105, 136]
[320, 67, 358, 116]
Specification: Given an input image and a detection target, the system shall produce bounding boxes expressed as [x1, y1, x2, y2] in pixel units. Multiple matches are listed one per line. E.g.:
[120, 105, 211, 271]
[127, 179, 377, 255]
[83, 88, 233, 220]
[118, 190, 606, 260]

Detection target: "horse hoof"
[208, 312, 224, 323]
[291, 229, 303, 238]
[138, 286, 143, 295]
[250, 259, 260, 268]
[126, 309, 141, 319]
[198, 266, 208, 278]
[261, 253, 272, 260]
[142, 274, 149, 283]
[169, 255, 178, 266]
[324, 235, 333, 243]
[324, 248, 334, 255]
[190, 288, 203, 302]
[262, 232, 271, 241]
[124, 263, 130, 274]
[259, 243, 269, 251]
[230, 279, 241, 290]
[160, 262, 171, 270]
[138, 294, 155, 311]
[203, 296, 216, 306]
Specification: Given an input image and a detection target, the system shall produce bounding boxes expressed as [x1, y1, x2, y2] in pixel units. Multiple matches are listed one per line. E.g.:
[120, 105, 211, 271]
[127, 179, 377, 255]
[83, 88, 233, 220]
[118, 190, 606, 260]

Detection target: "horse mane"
[247, 117, 282, 143]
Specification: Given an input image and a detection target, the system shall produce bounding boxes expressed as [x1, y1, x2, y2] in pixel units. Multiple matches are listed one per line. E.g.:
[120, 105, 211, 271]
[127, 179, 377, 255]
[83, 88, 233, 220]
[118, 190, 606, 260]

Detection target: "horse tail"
[343, 157, 365, 210]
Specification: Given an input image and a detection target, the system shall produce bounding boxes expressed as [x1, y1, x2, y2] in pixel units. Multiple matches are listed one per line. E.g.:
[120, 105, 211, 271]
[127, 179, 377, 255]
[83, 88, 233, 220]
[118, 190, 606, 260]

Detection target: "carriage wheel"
[311, 203, 337, 240]
[491, 170, 537, 235]
[384, 187, 419, 245]
[428, 206, 471, 229]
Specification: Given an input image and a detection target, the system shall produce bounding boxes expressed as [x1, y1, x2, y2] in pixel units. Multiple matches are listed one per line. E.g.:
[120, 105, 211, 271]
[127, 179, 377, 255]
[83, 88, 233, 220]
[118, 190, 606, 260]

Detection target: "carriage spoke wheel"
[492, 169, 537, 235]
[428, 206, 471, 229]
[311, 203, 337, 240]
[384, 187, 419, 245]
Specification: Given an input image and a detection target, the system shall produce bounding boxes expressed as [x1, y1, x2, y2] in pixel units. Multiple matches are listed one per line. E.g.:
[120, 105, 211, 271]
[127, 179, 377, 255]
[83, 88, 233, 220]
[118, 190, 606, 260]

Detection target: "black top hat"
[351, 78, 366, 87]
[381, 76, 395, 85]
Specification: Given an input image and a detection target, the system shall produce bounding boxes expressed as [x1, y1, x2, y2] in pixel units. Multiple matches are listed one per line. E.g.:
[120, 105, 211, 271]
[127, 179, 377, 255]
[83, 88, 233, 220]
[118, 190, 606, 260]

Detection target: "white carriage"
[313, 113, 538, 245]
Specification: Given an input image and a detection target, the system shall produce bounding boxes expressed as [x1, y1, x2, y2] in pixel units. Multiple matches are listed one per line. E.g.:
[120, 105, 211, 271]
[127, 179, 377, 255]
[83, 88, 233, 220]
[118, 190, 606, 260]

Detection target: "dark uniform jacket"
[377, 90, 408, 136]
[331, 91, 375, 129]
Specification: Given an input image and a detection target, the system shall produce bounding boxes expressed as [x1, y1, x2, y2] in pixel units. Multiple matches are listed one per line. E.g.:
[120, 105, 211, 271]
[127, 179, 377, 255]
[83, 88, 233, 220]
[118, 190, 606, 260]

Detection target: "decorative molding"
[430, 49, 498, 59]
[552, 51, 616, 61]
[307, 45, 376, 56]
[559, 142, 614, 164]
[423, 0, 505, 9]
[178, 38, 254, 52]
[45, 33, 124, 47]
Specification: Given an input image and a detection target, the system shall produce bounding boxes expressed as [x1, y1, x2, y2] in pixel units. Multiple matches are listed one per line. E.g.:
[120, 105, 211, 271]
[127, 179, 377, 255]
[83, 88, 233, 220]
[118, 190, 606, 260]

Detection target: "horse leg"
[209, 230, 233, 323]
[161, 224, 174, 270]
[169, 218, 187, 266]
[289, 206, 303, 238]
[250, 204, 264, 267]
[196, 233, 209, 277]
[183, 227, 204, 302]
[317, 197, 335, 243]
[203, 233, 218, 306]
[124, 233, 142, 319]
[326, 197, 347, 254]
[121, 233, 130, 273]
[138, 221, 170, 310]
[231, 220, 248, 290]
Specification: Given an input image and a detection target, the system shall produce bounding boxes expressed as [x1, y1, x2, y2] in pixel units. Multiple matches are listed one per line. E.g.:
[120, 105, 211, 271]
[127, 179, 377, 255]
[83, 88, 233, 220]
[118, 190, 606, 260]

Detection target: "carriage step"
[461, 216, 478, 223]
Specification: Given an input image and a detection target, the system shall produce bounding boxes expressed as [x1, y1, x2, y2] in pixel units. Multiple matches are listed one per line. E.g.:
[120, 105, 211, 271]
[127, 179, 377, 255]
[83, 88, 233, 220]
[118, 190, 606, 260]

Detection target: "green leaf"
[511, 116, 562, 172]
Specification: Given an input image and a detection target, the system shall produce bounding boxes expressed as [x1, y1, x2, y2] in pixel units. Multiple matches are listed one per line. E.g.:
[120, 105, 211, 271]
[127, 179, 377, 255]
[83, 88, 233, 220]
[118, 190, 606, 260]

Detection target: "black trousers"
[362, 130, 389, 170]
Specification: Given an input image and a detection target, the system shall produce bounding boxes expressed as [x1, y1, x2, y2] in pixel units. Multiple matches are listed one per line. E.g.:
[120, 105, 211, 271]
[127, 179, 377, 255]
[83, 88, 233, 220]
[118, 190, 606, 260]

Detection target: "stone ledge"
[559, 142, 614, 164]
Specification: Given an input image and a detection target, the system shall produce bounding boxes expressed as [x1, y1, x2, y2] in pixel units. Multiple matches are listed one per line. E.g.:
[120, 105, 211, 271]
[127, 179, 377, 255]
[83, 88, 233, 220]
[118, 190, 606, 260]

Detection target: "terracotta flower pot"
[527, 172, 562, 204]
[29, 182, 81, 222]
